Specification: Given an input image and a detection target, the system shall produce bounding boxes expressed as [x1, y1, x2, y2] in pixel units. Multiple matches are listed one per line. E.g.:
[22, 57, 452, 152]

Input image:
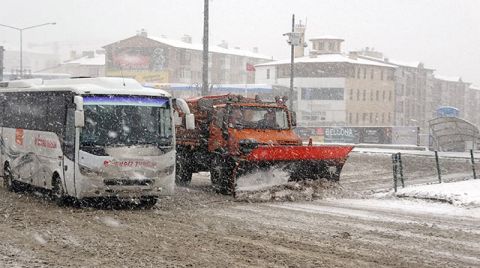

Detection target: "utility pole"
[289, 14, 295, 110]
[201, 0, 209, 96]
[0, 46, 4, 81]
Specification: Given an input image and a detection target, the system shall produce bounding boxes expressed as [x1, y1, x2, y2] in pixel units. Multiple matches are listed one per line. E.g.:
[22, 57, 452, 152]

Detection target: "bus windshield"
[80, 96, 172, 148]
[229, 106, 289, 130]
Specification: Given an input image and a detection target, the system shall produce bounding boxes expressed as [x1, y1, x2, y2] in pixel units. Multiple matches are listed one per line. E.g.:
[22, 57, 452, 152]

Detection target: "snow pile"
[32, 233, 47, 245]
[98, 216, 122, 228]
[235, 168, 290, 192]
[235, 179, 347, 202]
[395, 179, 480, 206]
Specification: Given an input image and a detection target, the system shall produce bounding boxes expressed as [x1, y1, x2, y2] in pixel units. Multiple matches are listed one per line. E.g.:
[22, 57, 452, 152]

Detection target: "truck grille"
[104, 179, 154, 186]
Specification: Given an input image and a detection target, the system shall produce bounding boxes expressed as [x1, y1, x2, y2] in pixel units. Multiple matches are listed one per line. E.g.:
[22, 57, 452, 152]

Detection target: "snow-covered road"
[0, 151, 479, 267]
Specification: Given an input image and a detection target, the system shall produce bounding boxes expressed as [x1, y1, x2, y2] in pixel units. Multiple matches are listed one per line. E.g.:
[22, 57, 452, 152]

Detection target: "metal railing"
[391, 149, 478, 192]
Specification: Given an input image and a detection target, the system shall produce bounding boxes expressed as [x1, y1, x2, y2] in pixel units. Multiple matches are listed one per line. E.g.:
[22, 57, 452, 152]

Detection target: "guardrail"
[391, 149, 478, 192]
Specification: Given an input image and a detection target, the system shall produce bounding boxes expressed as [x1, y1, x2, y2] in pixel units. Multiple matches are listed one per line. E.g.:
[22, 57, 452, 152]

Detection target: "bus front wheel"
[3, 165, 20, 192]
[52, 175, 68, 206]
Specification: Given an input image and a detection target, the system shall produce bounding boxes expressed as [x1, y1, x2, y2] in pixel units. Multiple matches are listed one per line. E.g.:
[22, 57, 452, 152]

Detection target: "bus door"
[63, 108, 77, 196]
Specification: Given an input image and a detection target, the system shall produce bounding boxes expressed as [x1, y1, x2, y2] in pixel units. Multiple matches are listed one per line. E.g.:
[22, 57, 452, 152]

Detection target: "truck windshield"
[80, 96, 172, 148]
[230, 106, 289, 130]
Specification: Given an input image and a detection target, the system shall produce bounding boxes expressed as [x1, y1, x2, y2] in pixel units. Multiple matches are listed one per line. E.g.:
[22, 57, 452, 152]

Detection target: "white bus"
[0, 77, 178, 207]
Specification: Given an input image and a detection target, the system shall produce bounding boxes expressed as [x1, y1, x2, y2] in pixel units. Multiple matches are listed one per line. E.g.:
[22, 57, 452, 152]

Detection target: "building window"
[362, 113, 367, 122]
[357, 68, 361, 79]
[362, 90, 366, 101]
[319, 42, 324, 50]
[363, 68, 367, 79]
[357, 89, 360, 100]
[328, 42, 334, 50]
[388, 112, 391, 123]
[266, 69, 270, 79]
[349, 113, 352, 123]
[301, 88, 344, 100]
[350, 89, 353, 100]
[388, 91, 392, 101]
[376, 90, 379, 101]
[382, 91, 386, 100]
[375, 113, 379, 123]
[356, 113, 359, 124]
[381, 113, 385, 123]
[369, 112, 373, 123]
[381, 70, 384, 80]
[370, 69, 374, 79]
[370, 90, 373, 101]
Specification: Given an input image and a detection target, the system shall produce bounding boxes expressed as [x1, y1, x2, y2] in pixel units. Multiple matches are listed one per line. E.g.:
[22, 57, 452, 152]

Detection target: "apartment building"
[255, 36, 396, 127]
[103, 30, 271, 84]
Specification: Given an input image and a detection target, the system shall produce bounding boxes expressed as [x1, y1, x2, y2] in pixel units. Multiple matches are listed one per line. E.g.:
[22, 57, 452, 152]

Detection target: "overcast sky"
[1, 0, 479, 85]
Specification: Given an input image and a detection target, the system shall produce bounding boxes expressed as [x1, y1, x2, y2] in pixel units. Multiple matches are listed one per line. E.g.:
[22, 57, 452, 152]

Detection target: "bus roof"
[0, 77, 171, 97]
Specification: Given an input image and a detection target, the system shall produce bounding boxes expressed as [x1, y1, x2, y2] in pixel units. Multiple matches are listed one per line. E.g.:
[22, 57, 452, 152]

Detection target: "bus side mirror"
[75, 110, 85, 128]
[73, 96, 85, 128]
[185, 114, 195, 130]
[290, 111, 297, 128]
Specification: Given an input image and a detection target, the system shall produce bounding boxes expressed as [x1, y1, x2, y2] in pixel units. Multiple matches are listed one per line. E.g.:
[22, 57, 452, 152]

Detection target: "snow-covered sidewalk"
[395, 179, 480, 206]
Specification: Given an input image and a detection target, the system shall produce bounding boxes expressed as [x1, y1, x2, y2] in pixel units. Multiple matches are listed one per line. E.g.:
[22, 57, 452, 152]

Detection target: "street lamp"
[0, 22, 56, 78]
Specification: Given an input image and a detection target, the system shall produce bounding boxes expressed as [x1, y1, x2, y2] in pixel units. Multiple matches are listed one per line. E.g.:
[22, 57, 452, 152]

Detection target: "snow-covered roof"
[309, 35, 344, 41]
[386, 59, 424, 68]
[65, 53, 105, 66]
[0, 43, 56, 55]
[147, 36, 272, 60]
[358, 54, 433, 69]
[0, 77, 170, 97]
[255, 53, 396, 68]
[469, 85, 480, 90]
[434, 74, 463, 83]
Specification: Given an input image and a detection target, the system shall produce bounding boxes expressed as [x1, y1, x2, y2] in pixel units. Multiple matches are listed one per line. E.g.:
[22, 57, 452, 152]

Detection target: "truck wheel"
[211, 156, 234, 195]
[175, 152, 192, 186]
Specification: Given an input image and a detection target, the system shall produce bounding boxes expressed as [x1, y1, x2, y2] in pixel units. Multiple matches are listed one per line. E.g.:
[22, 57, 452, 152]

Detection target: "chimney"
[181, 34, 192, 43]
[218, 40, 228, 49]
[70, 50, 77, 60]
[82, 51, 94, 58]
[252, 47, 259, 53]
[348, 51, 358, 60]
[137, 29, 148, 37]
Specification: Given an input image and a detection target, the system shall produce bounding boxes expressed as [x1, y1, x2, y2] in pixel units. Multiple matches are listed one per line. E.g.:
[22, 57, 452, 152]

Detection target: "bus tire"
[138, 197, 157, 209]
[3, 164, 20, 192]
[52, 174, 68, 206]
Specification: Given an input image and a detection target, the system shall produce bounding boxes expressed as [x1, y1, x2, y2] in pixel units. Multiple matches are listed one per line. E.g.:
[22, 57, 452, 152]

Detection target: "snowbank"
[395, 179, 480, 206]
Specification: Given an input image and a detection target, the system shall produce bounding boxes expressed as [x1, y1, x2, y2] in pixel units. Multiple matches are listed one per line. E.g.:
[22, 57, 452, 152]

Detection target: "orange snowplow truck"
[173, 94, 354, 195]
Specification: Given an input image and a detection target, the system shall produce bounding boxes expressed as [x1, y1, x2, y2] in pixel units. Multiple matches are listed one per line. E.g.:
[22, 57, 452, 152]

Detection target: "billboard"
[295, 126, 418, 145]
[108, 47, 167, 70]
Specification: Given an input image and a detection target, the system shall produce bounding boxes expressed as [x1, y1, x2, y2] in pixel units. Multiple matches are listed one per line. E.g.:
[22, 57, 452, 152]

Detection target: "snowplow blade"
[234, 145, 354, 194]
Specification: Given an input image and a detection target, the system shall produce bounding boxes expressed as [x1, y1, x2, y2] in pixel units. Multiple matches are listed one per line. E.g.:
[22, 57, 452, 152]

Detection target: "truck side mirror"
[173, 111, 181, 126]
[73, 96, 85, 128]
[185, 114, 195, 130]
[290, 111, 297, 128]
